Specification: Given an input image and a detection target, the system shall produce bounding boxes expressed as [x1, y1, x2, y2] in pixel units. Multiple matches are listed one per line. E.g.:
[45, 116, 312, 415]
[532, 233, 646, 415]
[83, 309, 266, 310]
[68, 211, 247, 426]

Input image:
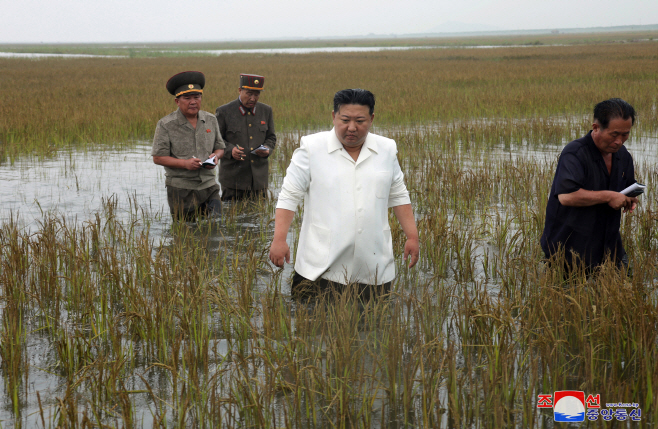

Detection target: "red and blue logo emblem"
[553, 391, 586, 422]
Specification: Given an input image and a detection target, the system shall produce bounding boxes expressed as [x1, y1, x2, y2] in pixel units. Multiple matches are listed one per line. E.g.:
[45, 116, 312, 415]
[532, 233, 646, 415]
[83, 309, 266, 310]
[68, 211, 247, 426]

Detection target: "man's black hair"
[333, 89, 375, 115]
[593, 98, 636, 129]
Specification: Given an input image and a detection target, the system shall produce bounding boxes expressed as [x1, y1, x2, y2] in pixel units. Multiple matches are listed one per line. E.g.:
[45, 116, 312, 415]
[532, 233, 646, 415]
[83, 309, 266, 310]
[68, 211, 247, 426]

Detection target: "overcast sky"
[4, 0, 658, 43]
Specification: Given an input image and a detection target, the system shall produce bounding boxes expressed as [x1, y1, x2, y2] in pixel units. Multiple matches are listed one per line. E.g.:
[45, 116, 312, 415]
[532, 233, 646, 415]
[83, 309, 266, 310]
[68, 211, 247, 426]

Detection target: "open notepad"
[201, 155, 217, 167]
[621, 182, 646, 197]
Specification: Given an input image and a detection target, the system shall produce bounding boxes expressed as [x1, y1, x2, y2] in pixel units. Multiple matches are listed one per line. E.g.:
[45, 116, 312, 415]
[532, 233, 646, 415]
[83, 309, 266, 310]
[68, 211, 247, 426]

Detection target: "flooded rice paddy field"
[1, 125, 658, 428]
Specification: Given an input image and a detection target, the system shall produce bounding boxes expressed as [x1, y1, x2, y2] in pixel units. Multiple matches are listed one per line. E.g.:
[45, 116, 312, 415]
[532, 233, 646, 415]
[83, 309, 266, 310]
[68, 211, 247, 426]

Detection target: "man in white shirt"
[269, 89, 419, 296]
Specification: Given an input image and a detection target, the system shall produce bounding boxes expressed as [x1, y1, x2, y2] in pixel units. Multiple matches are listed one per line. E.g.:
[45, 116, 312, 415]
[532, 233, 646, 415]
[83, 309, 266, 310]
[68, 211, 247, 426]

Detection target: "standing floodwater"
[0, 125, 657, 427]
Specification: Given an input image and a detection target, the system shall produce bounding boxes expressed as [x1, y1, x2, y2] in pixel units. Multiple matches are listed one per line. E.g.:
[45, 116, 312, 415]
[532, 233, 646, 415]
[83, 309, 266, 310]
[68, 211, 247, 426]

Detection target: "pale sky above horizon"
[4, 0, 658, 43]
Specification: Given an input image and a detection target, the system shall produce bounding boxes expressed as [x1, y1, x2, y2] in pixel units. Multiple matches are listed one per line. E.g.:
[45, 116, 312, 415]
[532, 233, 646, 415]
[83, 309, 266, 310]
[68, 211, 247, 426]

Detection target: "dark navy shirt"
[540, 131, 635, 268]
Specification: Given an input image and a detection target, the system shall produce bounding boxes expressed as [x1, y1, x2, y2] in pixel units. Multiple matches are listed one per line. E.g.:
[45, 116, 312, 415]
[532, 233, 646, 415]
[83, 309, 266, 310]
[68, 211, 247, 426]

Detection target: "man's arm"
[269, 208, 295, 267]
[255, 107, 276, 158]
[558, 189, 638, 212]
[152, 120, 203, 170]
[153, 156, 202, 170]
[264, 107, 276, 150]
[215, 107, 237, 160]
[392, 204, 420, 268]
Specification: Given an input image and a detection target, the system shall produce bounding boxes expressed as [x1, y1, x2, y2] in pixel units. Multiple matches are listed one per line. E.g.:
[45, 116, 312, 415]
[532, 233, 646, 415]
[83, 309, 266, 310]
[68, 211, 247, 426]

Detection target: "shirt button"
[250, 148, 253, 150]
[358, 229, 363, 234]
[357, 186, 362, 191]
[251, 160, 254, 163]
[250, 136, 253, 139]
[358, 208, 363, 212]
[248, 124, 252, 127]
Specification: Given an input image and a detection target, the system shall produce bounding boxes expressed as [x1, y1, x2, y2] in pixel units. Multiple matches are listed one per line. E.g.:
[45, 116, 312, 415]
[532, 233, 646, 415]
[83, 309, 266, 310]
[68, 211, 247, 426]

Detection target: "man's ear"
[331, 111, 336, 120]
[592, 120, 602, 133]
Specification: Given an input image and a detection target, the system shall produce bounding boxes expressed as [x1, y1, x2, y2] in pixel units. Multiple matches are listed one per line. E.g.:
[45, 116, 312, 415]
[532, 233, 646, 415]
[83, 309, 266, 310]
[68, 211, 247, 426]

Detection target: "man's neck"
[238, 99, 255, 115]
[343, 144, 363, 161]
[184, 114, 198, 129]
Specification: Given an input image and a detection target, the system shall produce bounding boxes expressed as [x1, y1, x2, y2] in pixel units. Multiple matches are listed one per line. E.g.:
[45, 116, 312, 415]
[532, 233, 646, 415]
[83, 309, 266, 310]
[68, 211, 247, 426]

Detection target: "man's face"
[175, 93, 202, 118]
[332, 104, 374, 148]
[238, 89, 261, 109]
[591, 117, 633, 154]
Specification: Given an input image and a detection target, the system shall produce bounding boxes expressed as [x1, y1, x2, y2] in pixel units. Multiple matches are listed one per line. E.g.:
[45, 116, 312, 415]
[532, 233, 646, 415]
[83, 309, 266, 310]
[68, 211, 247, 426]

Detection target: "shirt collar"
[586, 130, 620, 160]
[175, 108, 203, 125]
[327, 128, 378, 153]
[238, 98, 256, 116]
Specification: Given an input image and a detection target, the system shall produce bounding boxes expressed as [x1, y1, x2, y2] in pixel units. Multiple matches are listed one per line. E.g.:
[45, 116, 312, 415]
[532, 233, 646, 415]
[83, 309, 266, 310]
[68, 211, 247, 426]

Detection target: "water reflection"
[0, 43, 582, 60]
[1, 131, 655, 233]
[0, 52, 123, 58]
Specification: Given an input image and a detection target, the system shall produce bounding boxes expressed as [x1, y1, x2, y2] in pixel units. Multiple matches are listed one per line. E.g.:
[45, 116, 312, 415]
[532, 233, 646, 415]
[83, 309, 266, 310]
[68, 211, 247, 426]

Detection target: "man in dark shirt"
[541, 98, 639, 271]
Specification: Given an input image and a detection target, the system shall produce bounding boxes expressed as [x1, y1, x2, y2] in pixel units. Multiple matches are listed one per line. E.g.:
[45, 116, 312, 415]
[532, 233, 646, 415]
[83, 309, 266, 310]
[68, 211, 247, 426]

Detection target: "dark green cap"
[240, 74, 264, 91]
[166, 71, 205, 97]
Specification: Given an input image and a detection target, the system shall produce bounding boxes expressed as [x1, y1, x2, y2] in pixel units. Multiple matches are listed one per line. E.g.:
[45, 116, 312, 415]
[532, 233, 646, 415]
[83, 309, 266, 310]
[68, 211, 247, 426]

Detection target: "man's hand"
[203, 154, 217, 169]
[184, 157, 202, 170]
[559, 189, 638, 213]
[404, 237, 420, 268]
[624, 197, 639, 213]
[392, 204, 420, 269]
[608, 192, 637, 211]
[270, 209, 296, 268]
[232, 146, 245, 161]
[254, 147, 270, 158]
[269, 239, 290, 267]
[203, 150, 224, 169]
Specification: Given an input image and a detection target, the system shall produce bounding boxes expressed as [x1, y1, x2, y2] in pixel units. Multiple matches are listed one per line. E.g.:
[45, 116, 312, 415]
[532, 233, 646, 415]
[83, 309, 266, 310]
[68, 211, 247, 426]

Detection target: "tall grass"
[1, 41, 657, 162]
[1, 120, 657, 426]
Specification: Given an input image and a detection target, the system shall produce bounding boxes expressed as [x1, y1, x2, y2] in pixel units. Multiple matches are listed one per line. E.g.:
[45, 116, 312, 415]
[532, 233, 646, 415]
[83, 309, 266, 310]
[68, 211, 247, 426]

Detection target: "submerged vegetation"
[0, 37, 657, 427]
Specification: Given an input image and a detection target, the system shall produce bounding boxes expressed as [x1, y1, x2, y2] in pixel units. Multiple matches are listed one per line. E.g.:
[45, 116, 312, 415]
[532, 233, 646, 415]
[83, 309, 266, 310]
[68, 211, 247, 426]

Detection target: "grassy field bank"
[0, 41, 657, 162]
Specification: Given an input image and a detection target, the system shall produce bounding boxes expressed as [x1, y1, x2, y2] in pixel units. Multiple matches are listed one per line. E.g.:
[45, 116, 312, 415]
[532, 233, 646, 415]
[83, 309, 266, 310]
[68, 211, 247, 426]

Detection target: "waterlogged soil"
[0, 130, 657, 427]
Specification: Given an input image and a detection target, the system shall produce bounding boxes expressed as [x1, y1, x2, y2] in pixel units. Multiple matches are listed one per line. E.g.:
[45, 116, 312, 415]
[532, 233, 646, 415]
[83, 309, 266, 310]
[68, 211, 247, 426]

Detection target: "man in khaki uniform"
[215, 74, 276, 200]
[152, 71, 225, 220]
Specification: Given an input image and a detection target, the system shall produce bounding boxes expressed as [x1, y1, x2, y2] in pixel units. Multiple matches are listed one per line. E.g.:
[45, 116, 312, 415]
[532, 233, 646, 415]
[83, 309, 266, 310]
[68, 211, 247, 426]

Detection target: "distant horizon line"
[2, 23, 657, 45]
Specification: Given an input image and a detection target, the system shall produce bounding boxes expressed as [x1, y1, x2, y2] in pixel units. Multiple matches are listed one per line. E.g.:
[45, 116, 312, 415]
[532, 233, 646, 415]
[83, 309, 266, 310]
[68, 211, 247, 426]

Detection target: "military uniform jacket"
[215, 99, 276, 191]
[152, 109, 225, 190]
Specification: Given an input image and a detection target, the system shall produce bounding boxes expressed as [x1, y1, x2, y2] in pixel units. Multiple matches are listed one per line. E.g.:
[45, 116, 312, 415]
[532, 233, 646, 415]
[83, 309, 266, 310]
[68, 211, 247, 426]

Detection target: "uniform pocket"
[304, 224, 331, 267]
[375, 171, 392, 199]
[258, 123, 268, 132]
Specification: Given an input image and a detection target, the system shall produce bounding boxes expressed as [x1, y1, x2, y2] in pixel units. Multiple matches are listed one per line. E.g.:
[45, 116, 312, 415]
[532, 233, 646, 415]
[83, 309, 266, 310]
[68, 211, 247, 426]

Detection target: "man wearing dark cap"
[541, 98, 639, 273]
[215, 74, 276, 201]
[152, 71, 225, 221]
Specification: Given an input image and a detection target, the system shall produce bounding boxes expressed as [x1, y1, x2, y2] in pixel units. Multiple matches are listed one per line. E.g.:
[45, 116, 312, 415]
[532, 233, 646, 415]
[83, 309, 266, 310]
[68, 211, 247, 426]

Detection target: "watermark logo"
[553, 391, 586, 422]
[537, 392, 641, 422]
